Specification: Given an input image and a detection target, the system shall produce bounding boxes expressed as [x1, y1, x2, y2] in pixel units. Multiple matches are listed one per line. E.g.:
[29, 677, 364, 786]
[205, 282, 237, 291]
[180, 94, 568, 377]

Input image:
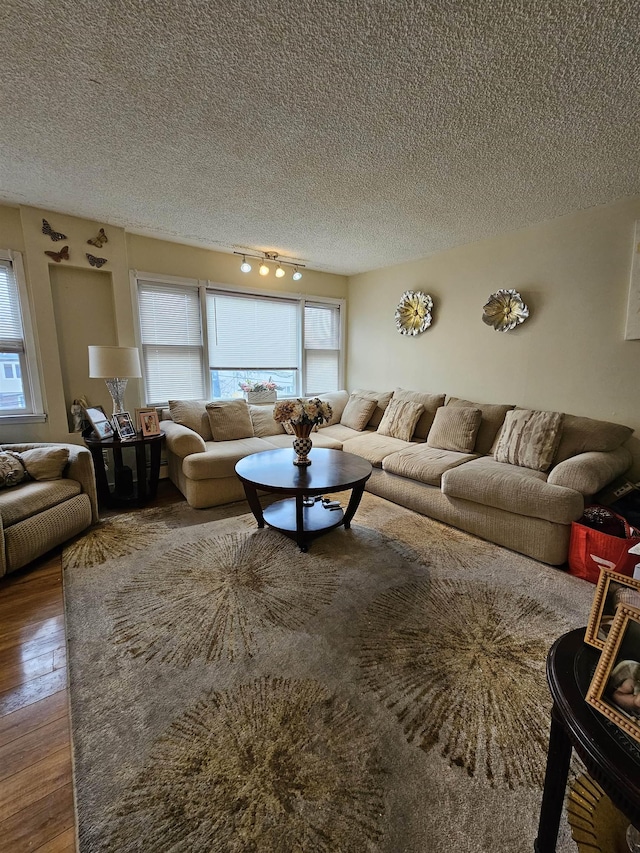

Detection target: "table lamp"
[88, 345, 142, 415]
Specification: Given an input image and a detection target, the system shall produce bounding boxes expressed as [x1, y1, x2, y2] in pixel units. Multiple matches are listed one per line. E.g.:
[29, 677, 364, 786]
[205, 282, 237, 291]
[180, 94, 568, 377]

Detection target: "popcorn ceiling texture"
[1, 0, 639, 274]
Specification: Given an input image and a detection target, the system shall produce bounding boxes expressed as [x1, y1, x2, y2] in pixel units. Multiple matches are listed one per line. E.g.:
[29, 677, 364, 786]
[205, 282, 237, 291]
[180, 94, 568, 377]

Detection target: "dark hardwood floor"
[0, 480, 183, 852]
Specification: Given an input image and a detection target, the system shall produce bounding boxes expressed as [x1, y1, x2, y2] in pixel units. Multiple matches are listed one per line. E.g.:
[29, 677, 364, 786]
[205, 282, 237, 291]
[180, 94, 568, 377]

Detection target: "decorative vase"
[291, 421, 313, 466]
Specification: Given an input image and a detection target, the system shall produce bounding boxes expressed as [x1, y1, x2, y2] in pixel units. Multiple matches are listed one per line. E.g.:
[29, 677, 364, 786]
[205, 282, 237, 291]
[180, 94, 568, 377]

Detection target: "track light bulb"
[292, 267, 302, 281]
[259, 261, 270, 276]
[240, 255, 251, 273]
[275, 264, 285, 278]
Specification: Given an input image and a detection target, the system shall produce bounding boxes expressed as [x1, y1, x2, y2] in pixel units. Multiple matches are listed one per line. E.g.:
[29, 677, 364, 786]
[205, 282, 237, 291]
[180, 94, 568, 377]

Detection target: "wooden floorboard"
[0, 479, 183, 852]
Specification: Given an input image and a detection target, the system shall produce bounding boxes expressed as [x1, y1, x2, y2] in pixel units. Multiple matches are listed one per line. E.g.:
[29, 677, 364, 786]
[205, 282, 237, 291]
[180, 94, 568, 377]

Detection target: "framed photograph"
[113, 411, 137, 440]
[584, 568, 640, 650]
[140, 409, 161, 437]
[84, 405, 115, 440]
[586, 604, 640, 744]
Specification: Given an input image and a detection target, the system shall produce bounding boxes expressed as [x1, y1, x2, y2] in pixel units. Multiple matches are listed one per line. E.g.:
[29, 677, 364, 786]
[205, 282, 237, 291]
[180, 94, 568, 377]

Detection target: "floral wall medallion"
[395, 290, 433, 336]
[482, 289, 529, 332]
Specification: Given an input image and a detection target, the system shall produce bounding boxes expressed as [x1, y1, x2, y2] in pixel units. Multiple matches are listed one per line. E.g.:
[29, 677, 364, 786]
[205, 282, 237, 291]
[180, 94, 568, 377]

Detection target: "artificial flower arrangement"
[273, 397, 333, 427]
[238, 378, 280, 393]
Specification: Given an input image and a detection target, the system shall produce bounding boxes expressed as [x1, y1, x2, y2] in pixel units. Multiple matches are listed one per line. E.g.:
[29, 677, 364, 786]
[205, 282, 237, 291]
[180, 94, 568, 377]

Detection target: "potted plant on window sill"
[239, 379, 280, 405]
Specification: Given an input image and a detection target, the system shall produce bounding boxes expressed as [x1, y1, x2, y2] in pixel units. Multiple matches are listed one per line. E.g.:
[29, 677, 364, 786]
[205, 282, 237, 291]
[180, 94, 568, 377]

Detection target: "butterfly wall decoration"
[87, 228, 108, 248]
[42, 219, 67, 241]
[86, 254, 107, 268]
[44, 246, 70, 263]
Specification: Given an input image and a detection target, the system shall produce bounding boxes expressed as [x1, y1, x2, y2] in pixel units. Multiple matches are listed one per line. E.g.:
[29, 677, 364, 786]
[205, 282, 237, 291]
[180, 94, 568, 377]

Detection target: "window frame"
[0, 250, 45, 424]
[132, 272, 345, 405]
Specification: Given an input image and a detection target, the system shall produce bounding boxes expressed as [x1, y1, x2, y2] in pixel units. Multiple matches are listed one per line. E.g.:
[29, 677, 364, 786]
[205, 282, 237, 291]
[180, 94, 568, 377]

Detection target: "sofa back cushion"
[553, 414, 633, 464]
[249, 405, 286, 437]
[427, 406, 482, 452]
[351, 389, 393, 428]
[445, 397, 514, 455]
[206, 400, 254, 441]
[377, 398, 424, 441]
[169, 399, 213, 441]
[317, 390, 349, 426]
[393, 389, 446, 439]
[493, 409, 564, 471]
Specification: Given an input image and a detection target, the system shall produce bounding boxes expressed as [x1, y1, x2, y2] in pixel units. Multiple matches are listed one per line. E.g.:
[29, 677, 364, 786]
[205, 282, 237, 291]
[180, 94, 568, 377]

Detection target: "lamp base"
[105, 378, 129, 415]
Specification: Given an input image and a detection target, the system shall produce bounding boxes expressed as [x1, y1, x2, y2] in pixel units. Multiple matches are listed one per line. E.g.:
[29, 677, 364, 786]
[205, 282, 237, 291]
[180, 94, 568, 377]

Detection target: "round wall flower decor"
[482, 289, 529, 332]
[394, 290, 433, 336]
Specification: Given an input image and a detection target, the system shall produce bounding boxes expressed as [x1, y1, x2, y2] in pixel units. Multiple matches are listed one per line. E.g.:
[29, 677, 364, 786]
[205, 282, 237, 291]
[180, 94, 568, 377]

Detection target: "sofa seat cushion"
[0, 479, 82, 527]
[341, 433, 414, 467]
[382, 446, 479, 486]
[320, 424, 365, 442]
[182, 438, 272, 480]
[441, 457, 584, 524]
[262, 433, 343, 451]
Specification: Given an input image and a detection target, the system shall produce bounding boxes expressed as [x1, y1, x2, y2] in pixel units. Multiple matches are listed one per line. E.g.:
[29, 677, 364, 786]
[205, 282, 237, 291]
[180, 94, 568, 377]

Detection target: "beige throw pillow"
[445, 397, 514, 455]
[493, 409, 564, 471]
[169, 399, 213, 441]
[351, 389, 393, 428]
[205, 400, 254, 441]
[393, 389, 446, 440]
[377, 398, 424, 442]
[427, 406, 482, 453]
[19, 447, 69, 480]
[249, 405, 286, 437]
[340, 395, 378, 431]
[0, 451, 28, 488]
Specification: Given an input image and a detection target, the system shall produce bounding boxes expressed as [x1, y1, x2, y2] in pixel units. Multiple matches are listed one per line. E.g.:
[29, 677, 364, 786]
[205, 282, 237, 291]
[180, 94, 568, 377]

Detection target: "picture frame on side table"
[84, 405, 115, 440]
[140, 409, 161, 437]
[113, 411, 137, 440]
[584, 568, 640, 650]
[586, 604, 640, 745]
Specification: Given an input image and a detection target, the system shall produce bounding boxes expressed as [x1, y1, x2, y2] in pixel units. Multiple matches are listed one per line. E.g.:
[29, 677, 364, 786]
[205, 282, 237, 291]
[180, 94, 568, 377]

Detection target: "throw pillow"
[206, 400, 254, 441]
[19, 447, 69, 480]
[427, 406, 482, 453]
[445, 397, 514, 455]
[393, 388, 446, 439]
[169, 399, 213, 441]
[340, 395, 378, 431]
[493, 409, 564, 472]
[249, 405, 286, 437]
[377, 398, 424, 442]
[0, 451, 28, 488]
[351, 389, 393, 428]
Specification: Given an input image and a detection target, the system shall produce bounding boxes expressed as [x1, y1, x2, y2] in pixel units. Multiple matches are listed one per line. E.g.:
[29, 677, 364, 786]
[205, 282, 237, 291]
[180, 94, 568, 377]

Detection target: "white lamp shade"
[88, 346, 142, 378]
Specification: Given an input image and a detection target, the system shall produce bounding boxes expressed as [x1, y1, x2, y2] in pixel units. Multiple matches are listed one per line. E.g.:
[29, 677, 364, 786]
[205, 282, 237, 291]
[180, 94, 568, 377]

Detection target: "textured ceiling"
[1, 1, 639, 275]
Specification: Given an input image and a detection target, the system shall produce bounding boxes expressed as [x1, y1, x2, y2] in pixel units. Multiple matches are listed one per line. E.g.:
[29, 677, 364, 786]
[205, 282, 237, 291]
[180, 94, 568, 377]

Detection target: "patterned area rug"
[62, 492, 594, 852]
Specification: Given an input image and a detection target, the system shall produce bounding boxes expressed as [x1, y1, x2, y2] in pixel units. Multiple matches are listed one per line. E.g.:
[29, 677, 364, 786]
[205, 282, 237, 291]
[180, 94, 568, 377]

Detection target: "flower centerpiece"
[273, 397, 333, 466]
[239, 378, 280, 404]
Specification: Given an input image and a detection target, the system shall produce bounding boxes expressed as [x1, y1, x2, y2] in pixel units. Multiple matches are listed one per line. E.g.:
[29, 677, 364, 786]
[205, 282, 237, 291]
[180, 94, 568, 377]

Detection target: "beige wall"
[347, 196, 640, 478]
[0, 205, 347, 445]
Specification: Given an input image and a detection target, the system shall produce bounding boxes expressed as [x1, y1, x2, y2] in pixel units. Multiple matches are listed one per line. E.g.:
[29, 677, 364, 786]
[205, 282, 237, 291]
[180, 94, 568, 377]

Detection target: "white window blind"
[0, 260, 24, 354]
[138, 281, 205, 403]
[207, 292, 298, 369]
[304, 302, 341, 394]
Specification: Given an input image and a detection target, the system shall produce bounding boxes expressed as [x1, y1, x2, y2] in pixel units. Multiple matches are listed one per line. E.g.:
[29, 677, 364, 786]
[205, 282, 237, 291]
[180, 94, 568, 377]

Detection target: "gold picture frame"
[584, 568, 640, 650]
[586, 604, 640, 745]
[140, 409, 161, 437]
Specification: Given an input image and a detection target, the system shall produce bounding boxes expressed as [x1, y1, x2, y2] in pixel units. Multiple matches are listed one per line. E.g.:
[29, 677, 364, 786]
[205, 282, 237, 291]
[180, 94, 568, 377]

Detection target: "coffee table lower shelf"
[263, 499, 345, 546]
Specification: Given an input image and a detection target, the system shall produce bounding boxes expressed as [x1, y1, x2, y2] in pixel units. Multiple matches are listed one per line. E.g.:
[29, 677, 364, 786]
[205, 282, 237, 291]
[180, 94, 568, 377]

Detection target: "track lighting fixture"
[234, 250, 305, 280]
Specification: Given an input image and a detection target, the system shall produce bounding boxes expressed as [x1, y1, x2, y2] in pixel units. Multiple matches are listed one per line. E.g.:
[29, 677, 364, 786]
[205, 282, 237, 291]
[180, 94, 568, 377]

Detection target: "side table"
[84, 432, 164, 509]
[535, 627, 640, 851]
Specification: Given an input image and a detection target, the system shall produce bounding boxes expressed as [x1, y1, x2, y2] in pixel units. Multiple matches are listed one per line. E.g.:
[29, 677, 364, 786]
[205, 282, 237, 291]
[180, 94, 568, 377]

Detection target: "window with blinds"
[138, 280, 206, 404]
[0, 256, 33, 414]
[304, 302, 341, 395]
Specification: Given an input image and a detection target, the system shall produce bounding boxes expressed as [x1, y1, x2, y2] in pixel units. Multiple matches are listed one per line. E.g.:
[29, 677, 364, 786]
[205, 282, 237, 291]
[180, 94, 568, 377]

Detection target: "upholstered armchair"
[0, 442, 98, 576]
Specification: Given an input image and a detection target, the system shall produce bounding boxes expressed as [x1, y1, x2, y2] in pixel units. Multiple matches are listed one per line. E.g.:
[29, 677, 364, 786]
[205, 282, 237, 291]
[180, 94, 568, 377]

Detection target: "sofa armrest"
[2, 442, 99, 523]
[161, 420, 207, 458]
[547, 446, 632, 496]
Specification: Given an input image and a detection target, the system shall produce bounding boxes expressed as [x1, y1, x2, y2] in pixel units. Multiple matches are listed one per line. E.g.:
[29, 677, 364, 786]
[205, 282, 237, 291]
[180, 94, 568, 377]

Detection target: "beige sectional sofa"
[160, 390, 633, 566]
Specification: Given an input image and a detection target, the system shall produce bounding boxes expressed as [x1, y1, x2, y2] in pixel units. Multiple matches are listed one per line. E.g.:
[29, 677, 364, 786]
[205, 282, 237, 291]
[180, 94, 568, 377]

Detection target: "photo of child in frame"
[598, 581, 640, 643]
[608, 659, 640, 718]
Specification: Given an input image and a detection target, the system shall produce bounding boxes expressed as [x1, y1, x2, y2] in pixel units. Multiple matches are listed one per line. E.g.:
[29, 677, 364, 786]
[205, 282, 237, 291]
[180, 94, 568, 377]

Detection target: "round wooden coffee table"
[235, 448, 373, 551]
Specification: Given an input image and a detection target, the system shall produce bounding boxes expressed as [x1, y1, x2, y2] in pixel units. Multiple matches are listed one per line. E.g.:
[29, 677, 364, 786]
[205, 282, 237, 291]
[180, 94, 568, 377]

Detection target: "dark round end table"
[535, 627, 640, 851]
[84, 432, 164, 509]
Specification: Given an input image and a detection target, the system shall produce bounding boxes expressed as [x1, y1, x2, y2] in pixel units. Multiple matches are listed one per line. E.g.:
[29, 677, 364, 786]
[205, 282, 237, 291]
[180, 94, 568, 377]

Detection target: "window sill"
[0, 413, 48, 425]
